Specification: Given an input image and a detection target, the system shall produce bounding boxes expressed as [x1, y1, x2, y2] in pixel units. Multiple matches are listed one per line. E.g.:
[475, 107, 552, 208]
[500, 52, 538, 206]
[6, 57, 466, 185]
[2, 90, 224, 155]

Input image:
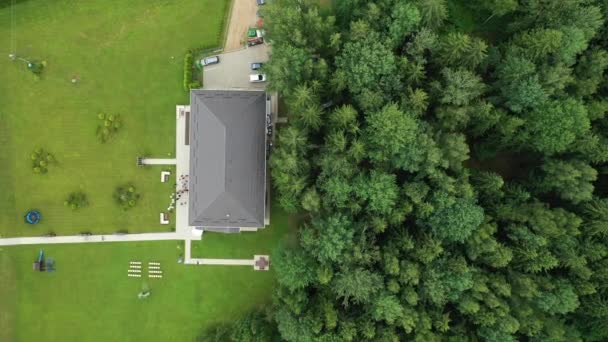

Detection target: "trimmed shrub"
[27, 60, 46, 75]
[184, 52, 194, 91]
[64, 191, 88, 211]
[113, 183, 141, 211]
[189, 80, 201, 90]
[96, 113, 123, 143]
[31, 148, 56, 174]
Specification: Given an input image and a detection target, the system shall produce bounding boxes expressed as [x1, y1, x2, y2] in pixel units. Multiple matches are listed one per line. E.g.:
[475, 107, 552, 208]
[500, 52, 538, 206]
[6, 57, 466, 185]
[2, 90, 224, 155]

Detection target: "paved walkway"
[186, 258, 255, 266]
[0, 232, 181, 246]
[140, 158, 177, 165]
[175, 106, 196, 236]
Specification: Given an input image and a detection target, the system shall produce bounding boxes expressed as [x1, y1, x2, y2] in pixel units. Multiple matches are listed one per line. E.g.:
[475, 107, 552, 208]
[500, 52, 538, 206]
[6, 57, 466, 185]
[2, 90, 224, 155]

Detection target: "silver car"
[201, 56, 219, 66]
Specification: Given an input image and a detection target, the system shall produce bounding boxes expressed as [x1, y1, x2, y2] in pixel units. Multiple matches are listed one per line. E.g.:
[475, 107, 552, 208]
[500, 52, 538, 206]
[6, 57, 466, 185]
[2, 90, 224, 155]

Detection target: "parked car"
[200, 56, 219, 66]
[251, 62, 264, 70]
[247, 37, 264, 47]
[250, 74, 267, 83]
[257, 0, 265, 5]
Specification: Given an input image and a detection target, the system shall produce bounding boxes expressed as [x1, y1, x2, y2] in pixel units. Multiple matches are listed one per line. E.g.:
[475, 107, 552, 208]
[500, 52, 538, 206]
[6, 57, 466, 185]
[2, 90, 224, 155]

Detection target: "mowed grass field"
[0, 241, 277, 342]
[0, 0, 228, 236]
[191, 204, 294, 259]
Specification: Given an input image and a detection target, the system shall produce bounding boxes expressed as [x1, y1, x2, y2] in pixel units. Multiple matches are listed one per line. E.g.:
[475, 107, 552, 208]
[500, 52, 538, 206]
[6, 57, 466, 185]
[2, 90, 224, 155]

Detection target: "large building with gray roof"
[188, 90, 268, 230]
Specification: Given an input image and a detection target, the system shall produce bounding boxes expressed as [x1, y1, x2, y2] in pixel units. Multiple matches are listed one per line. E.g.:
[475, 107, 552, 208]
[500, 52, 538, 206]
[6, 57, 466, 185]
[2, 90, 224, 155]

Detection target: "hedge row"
[183, 51, 201, 91]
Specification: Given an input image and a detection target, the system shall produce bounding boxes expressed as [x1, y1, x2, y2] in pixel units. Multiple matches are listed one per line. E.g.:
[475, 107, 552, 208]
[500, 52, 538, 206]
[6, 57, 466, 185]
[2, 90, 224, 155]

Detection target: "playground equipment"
[32, 250, 55, 272]
[33, 249, 44, 271]
[25, 210, 41, 224]
[45, 257, 55, 272]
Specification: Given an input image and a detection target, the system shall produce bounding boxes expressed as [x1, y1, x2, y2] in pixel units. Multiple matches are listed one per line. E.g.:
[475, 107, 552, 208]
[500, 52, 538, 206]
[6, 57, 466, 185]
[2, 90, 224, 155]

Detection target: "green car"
[247, 27, 257, 38]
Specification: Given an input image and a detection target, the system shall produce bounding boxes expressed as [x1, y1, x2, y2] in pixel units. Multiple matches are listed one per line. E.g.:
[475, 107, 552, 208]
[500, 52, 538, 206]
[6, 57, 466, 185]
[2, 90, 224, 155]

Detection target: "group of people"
[176, 174, 189, 206]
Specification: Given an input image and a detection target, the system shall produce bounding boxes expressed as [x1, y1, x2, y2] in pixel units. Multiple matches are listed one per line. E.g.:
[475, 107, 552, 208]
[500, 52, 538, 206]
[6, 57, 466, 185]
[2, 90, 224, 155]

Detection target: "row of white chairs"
[128, 269, 141, 273]
[129, 265, 142, 269]
[130, 261, 142, 265]
[128, 274, 142, 278]
[149, 262, 161, 266]
[149, 275, 163, 278]
[149, 270, 163, 274]
[149, 266, 161, 270]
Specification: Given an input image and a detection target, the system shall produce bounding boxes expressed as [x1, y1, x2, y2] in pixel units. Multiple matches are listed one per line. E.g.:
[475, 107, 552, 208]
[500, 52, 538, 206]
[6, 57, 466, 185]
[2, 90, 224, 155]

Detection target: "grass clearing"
[191, 205, 294, 259]
[0, 241, 279, 342]
[0, 0, 228, 237]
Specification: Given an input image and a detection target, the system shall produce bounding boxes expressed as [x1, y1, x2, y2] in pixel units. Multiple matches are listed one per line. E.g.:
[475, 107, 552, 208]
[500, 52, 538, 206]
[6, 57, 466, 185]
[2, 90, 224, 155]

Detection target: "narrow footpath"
[0, 232, 181, 246]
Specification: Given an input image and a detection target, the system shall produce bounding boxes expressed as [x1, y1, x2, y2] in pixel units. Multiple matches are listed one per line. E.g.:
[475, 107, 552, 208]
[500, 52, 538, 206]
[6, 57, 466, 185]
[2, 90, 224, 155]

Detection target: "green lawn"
[0, 241, 277, 342]
[0, 0, 228, 237]
[191, 205, 294, 259]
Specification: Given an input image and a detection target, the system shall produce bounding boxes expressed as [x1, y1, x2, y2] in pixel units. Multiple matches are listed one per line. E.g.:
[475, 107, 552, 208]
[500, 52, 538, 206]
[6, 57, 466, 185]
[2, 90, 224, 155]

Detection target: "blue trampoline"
[25, 210, 41, 224]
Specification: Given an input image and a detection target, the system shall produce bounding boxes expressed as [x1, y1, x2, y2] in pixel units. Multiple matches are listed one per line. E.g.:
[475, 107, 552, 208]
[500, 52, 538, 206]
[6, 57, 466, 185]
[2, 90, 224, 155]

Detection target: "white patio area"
[175, 105, 199, 239]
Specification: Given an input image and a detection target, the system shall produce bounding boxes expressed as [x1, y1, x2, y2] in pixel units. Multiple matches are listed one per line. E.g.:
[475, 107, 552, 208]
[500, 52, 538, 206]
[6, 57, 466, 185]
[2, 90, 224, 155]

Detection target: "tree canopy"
[205, 0, 608, 340]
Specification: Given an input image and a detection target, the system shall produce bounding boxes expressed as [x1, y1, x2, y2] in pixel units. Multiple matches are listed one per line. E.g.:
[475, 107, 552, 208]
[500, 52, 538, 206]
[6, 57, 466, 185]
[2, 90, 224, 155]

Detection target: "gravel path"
[224, 0, 259, 52]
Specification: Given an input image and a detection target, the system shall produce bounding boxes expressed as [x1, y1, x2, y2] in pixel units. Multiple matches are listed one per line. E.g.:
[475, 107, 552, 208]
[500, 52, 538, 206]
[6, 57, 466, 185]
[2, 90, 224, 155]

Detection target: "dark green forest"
[200, 0, 608, 341]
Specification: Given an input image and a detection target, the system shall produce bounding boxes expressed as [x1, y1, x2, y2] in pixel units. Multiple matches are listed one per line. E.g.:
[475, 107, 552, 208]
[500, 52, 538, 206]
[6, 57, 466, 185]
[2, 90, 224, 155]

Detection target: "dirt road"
[224, 0, 260, 52]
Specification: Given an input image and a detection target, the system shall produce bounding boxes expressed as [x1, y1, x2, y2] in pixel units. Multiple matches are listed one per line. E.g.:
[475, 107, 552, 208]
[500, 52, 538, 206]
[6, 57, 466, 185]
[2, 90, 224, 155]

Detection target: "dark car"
[257, 0, 265, 5]
[251, 62, 264, 70]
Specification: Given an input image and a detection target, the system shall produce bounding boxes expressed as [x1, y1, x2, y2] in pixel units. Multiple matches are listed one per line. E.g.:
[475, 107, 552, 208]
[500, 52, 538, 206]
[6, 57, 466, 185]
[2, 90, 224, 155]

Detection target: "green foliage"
[288, 85, 323, 130]
[27, 60, 46, 75]
[535, 281, 580, 315]
[112, 183, 140, 211]
[495, 55, 547, 113]
[415, 0, 447, 30]
[388, 2, 420, 46]
[436, 33, 487, 69]
[183, 51, 194, 91]
[266, 45, 315, 96]
[519, 99, 590, 155]
[188, 80, 201, 90]
[270, 126, 311, 212]
[336, 36, 399, 108]
[300, 214, 354, 264]
[438, 132, 469, 170]
[363, 104, 427, 171]
[30, 148, 55, 174]
[439, 68, 485, 106]
[332, 268, 383, 306]
[64, 191, 88, 211]
[230, 309, 279, 342]
[273, 245, 315, 291]
[426, 192, 484, 243]
[372, 294, 404, 324]
[96, 113, 123, 143]
[354, 170, 398, 215]
[472, 0, 518, 17]
[539, 159, 597, 204]
[209, 0, 608, 341]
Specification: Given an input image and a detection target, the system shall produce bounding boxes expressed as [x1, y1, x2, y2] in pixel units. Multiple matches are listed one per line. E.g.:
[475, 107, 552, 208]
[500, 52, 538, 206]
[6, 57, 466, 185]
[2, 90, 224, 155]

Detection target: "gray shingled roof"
[188, 90, 267, 228]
